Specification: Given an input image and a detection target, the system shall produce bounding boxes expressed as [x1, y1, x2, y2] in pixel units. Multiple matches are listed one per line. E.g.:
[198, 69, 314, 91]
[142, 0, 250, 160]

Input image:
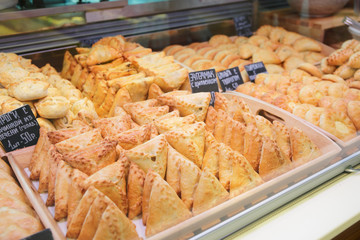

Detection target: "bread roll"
[35, 96, 70, 119]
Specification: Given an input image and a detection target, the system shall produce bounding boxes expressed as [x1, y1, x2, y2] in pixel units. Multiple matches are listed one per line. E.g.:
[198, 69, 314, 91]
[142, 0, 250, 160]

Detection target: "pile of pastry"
[0, 52, 98, 131]
[29, 91, 321, 238]
[236, 56, 360, 141]
[163, 25, 324, 76]
[0, 158, 43, 239]
[61, 35, 189, 118]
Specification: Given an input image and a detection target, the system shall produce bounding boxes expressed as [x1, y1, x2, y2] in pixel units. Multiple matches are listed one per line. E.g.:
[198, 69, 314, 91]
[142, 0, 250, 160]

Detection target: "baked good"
[327, 48, 353, 66]
[347, 101, 360, 130]
[192, 168, 229, 216]
[290, 127, 321, 164]
[35, 96, 70, 119]
[293, 37, 322, 52]
[8, 79, 49, 101]
[125, 134, 168, 178]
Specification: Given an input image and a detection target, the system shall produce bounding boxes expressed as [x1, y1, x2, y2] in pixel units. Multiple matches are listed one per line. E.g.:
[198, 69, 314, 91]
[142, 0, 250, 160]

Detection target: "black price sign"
[0, 105, 40, 152]
[188, 69, 219, 106]
[244, 62, 268, 82]
[217, 67, 243, 92]
[233, 15, 253, 37]
[22, 228, 54, 240]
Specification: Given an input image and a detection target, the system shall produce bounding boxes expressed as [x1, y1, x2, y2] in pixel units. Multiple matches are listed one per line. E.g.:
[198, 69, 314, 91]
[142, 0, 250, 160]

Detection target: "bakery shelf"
[4, 92, 348, 240]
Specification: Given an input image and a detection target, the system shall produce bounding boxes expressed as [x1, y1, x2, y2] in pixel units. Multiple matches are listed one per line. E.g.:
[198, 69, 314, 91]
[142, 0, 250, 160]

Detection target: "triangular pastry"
[47, 126, 92, 144]
[77, 192, 114, 240]
[129, 105, 170, 125]
[213, 109, 228, 143]
[61, 51, 77, 80]
[119, 76, 154, 102]
[62, 139, 117, 175]
[67, 169, 88, 227]
[67, 186, 101, 238]
[154, 113, 196, 134]
[229, 120, 246, 154]
[258, 137, 290, 181]
[157, 90, 190, 107]
[243, 124, 263, 172]
[202, 141, 220, 178]
[255, 115, 275, 140]
[145, 171, 192, 237]
[272, 120, 292, 163]
[290, 127, 321, 164]
[192, 168, 229, 216]
[123, 99, 160, 113]
[54, 160, 73, 221]
[173, 92, 211, 121]
[293, 37, 322, 52]
[86, 44, 122, 66]
[46, 145, 63, 206]
[179, 155, 201, 210]
[125, 134, 168, 178]
[93, 201, 140, 240]
[92, 114, 132, 138]
[165, 122, 205, 168]
[0, 159, 13, 177]
[148, 83, 164, 99]
[127, 162, 146, 219]
[29, 128, 49, 180]
[84, 161, 128, 214]
[205, 106, 217, 133]
[230, 151, 263, 198]
[142, 170, 158, 225]
[109, 124, 152, 150]
[218, 143, 234, 190]
[166, 146, 183, 196]
[108, 87, 133, 117]
[55, 129, 103, 154]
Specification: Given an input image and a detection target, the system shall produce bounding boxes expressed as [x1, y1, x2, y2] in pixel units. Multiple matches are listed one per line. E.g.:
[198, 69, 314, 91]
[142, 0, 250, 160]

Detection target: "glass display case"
[0, 0, 359, 239]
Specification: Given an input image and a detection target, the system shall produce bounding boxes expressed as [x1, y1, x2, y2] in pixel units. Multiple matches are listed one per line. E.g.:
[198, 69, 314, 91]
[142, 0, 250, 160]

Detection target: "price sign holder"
[217, 67, 243, 92]
[244, 62, 268, 82]
[0, 105, 40, 152]
[233, 15, 253, 37]
[188, 69, 219, 106]
[22, 229, 54, 240]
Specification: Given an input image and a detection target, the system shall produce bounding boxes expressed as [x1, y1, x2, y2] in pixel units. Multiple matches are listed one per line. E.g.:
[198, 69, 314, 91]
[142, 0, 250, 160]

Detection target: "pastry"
[333, 64, 356, 79]
[319, 109, 357, 141]
[8, 79, 49, 101]
[252, 48, 281, 64]
[243, 124, 263, 171]
[125, 134, 168, 178]
[320, 57, 336, 74]
[192, 168, 229, 216]
[173, 92, 211, 122]
[327, 48, 353, 66]
[165, 122, 205, 168]
[209, 34, 231, 47]
[272, 120, 291, 163]
[62, 139, 117, 175]
[54, 160, 73, 221]
[46, 145, 62, 206]
[67, 186, 101, 238]
[290, 127, 321, 164]
[293, 37, 322, 52]
[127, 162, 146, 219]
[0, 179, 30, 205]
[92, 201, 140, 240]
[230, 151, 263, 198]
[35, 96, 70, 119]
[84, 161, 128, 214]
[154, 113, 196, 134]
[109, 124, 152, 150]
[304, 107, 325, 126]
[347, 101, 360, 130]
[269, 26, 286, 43]
[297, 62, 322, 78]
[55, 129, 103, 154]
[67, 169, 88, 227]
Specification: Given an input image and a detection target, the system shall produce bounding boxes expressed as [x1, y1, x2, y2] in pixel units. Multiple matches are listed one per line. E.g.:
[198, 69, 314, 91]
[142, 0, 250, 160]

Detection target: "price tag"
[244, 62, 268, 82]
[0, 105, 40, 152]
[217, 67, 243, 92]
[22, 228, 54, 240]
[188, 69, 219, 106]
[233, 15, 253, 37]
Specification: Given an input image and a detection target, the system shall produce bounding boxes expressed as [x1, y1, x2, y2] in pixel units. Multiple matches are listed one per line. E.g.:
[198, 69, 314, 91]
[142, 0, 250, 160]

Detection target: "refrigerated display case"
[0, 0, 360, 239]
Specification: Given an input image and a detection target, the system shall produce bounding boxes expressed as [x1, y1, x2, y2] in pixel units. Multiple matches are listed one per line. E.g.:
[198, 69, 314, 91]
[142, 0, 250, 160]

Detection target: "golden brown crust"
[54, 160, 73, 221]
[327, 48, 354, 66]
[127, 162, 146, 219]
[192, 168, 229, 216]
[243, 124, 262, 172]
[290, 127, 321, 163]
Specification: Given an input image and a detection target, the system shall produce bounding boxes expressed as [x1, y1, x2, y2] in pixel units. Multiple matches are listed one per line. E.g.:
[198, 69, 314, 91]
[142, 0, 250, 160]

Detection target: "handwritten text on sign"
[188, 69, 219, 106]
[217, 67, 243, 92]
[0, 105, 40, 152]
[244, 62, 268, 82]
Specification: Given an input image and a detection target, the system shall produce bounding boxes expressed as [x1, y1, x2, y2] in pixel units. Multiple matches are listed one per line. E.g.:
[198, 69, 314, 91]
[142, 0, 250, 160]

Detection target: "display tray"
[227, 92, 360, 152]
[3, 92, 343, 240]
